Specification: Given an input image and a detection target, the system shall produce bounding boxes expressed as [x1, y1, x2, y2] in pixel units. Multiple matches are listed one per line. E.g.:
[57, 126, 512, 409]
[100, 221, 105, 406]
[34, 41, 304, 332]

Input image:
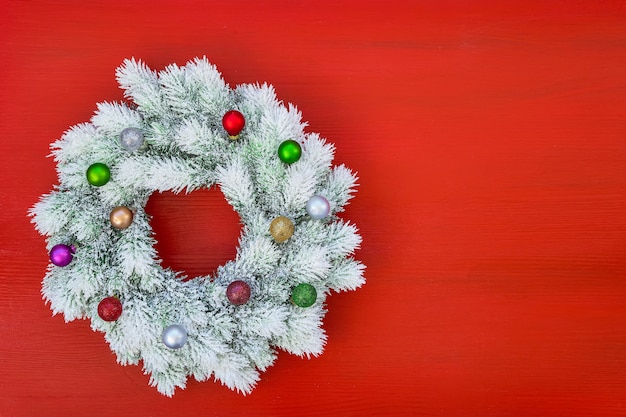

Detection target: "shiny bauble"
[110, 206, 134, 230]
[291, 283, 317, 308]
[277, 140, 302, 164]
[49, 244, 76, 267]
[306, 195, 331, 220]
[226, 280, 251, 305]
[86, 163, 111, 186]
[162, 324, 188, 349]
[119, 127, 144, 151]
[222, 110, 245, 139]
[269, 216, 295, 243]
[97, 296, 123, 322]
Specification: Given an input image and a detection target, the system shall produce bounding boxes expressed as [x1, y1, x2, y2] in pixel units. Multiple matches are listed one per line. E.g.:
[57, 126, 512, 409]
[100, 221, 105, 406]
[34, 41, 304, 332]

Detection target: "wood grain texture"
[1, 1, 625, 416]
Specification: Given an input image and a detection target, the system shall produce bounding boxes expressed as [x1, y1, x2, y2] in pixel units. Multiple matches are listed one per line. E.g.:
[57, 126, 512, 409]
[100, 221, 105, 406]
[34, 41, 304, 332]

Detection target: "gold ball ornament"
[110, 206, 134, 230]
[269, 216, 295, 243]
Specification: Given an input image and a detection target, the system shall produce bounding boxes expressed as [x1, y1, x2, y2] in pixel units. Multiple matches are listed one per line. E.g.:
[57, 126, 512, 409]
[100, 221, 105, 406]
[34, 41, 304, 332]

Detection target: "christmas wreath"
[30, 57, 365, 396]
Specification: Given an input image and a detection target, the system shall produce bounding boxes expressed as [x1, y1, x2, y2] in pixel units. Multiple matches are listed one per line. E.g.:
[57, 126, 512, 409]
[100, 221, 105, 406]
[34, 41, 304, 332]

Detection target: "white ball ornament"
[119, 127, 144, 151]
[162, 324, 188, 349]
[306, 195, 331, 220]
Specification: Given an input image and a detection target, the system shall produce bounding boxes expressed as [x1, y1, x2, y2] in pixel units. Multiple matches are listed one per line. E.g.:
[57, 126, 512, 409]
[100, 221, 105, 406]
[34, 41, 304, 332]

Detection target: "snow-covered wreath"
[30, 57, 364, 396]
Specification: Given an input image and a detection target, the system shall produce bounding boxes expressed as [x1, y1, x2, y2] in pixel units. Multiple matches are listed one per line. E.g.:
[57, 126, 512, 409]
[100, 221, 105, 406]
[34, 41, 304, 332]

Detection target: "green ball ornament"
[86, 163, 111, 186]
[291, 283, 317, 308]
[278, 140, 302, 164]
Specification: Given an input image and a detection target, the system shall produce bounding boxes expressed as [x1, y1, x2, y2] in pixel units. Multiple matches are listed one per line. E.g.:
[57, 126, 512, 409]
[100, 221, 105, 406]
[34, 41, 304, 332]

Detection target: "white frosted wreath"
[30, 57, 365, 396]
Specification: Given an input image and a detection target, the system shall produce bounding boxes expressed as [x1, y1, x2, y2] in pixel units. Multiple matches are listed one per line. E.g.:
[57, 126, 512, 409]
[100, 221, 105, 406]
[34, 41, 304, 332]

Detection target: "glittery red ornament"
[222, 110, 245, 139]
[226, 280, 251, 305]
[97, 296, 123, 321]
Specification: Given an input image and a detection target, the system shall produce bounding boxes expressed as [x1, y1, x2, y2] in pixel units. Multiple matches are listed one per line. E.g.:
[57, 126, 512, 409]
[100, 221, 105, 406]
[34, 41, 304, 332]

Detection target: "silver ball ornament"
[162, 324, 188, 349]
[306, 195, 331, 220]
[119, 127, 144, 151]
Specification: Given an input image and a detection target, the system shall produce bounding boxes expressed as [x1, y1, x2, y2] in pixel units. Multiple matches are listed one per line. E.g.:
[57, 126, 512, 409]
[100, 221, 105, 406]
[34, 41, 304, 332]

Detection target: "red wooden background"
[1, 1, 626, 416]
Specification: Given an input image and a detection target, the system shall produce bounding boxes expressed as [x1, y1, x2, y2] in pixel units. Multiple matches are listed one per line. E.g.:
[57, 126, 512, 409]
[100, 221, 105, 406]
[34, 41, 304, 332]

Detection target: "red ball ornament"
[97, 296, 123, 322]
[222, 110, 245, 139]
[226, 280, 251, 305]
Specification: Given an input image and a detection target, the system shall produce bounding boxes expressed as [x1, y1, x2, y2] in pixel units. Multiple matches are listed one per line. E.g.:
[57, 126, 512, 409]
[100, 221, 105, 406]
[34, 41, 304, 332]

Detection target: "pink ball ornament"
[49, 244, 76, 267]
[226, 280, 251, 305]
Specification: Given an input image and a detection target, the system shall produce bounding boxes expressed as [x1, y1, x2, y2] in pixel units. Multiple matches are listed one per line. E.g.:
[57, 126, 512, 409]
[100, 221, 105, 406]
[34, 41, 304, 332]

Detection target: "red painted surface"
[1, 1, 626, 416]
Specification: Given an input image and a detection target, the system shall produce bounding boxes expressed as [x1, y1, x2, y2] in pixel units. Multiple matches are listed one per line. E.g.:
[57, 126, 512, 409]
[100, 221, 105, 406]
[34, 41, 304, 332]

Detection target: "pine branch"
[31, 58, 365, 396]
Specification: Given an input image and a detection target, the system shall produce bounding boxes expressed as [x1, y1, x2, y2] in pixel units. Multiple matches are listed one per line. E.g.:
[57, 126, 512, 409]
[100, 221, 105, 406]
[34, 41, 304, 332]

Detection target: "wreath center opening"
[145, 187, 241, 279]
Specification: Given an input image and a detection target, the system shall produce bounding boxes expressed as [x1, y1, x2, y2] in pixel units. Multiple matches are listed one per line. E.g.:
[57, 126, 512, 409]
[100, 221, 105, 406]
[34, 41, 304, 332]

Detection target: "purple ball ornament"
[49, 244, 76, 267]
